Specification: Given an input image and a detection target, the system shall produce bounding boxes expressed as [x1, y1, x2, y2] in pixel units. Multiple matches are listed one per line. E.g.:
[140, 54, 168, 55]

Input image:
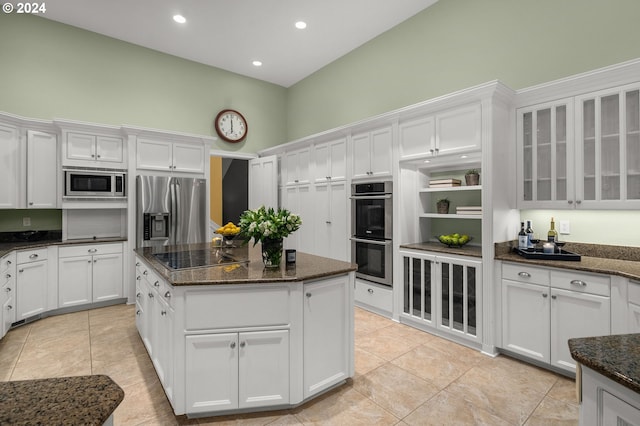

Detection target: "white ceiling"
[41, 0, 439, 88]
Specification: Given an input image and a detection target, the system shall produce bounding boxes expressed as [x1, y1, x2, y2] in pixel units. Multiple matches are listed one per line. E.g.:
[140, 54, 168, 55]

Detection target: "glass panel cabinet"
[401, 250, 481, 345]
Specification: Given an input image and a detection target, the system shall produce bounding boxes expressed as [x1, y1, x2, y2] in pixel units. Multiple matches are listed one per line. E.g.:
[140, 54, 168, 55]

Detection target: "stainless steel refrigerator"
[136, 175, 207, 247]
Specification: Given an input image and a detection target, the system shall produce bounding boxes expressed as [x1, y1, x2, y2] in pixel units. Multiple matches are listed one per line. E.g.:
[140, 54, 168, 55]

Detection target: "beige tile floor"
[0, 304, 578, 425]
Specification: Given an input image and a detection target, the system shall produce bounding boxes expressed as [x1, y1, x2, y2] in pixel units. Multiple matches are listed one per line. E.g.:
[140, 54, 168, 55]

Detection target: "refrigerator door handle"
[169, 180, 177, 245]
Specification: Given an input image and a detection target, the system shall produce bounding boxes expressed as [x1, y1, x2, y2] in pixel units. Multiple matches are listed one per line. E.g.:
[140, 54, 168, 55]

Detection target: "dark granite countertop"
[399, 242, 482, 258]
[495, 241, 640, 281]
[0, 375, 124, 425]
[569, 334, 640, 394]
[0, 232, 127, 259]
[135, 242, 357, 286]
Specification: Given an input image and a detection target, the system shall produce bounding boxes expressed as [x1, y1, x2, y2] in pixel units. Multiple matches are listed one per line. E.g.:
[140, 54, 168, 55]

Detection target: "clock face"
[215, 109, 248, 143]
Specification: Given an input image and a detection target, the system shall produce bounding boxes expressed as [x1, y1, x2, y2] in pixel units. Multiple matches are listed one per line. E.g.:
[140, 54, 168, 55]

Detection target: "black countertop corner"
[569, 333, 640, 394]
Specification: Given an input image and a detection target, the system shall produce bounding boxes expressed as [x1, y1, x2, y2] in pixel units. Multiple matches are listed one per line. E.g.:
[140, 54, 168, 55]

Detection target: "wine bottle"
[525, 220, 534, 248]
[518, 222, 528, 249]
[547, 217, 558, 242]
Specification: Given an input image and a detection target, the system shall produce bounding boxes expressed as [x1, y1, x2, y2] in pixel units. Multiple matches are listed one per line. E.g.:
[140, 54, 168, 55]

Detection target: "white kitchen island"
[134, 242, 356, 418]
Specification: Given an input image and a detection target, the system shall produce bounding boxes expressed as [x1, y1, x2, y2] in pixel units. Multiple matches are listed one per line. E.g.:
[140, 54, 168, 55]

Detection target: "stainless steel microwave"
[64, 169, 126, 198]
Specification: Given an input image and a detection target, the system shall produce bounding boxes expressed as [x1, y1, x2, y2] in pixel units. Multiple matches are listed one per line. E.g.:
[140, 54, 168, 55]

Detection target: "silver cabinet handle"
[88, 248, 97, 253]
[306, 292, 312, 298]
[136, 276, 141, 281]
[29, 254, 38, 259]
[136, 310, 141, 316]
[542, 293, 548, 298]
[368, 288, 374, 294]
[7, 305, 12, 310]
[161, 310, 167, 316]
[143, 270, 148, 275]
[5, 274, 10, 279]
[154, 281, 160, 287]
[148, 293, 154, 299]
[576, 200, 582, 204]
[6, 260, 11, 265]
[568, 200, 574, 205]
[570, 280, 587, 287]
[135, 262, 140, 267]
[88, 260, 92, 263]
[5, 287, 11, 292]
[518, 272, 531, 278]
[28, 202, 34, 206]
[230, 342, 236, 349]
[136, 292, 141, 299]
[93, 259, 97, 263]
[18, 269, 24, 273]
[551, 295, 557, 299]
[164, 291, 171, 298]
[240, 341, 246, 348]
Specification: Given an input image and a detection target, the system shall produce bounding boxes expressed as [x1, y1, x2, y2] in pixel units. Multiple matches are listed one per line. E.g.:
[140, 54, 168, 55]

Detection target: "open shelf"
[420, 185, 482, 193]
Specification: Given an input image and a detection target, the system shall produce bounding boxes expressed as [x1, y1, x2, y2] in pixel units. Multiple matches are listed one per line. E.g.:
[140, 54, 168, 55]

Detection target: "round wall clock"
[214, 109, 248, 143]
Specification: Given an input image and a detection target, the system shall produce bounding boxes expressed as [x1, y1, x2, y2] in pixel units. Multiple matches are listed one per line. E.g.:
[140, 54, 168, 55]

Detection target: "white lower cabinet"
[400, 250, 482, 345]
[501, 262, 611, 373]
[580, 365, 640, 426]
[58, 243, 123, 308]
[1, 252, 16, 338]
[185, 330, 290, 414]
[354, 279, 393, 316]
[303, 276, 351, 399]
[627, 280, 640, 332]
[16, 248, 48, 321]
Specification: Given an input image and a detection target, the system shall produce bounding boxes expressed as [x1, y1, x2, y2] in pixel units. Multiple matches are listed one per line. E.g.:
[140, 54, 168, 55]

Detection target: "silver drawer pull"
[368, 288, 374, 294]
[5, 274, 10, 279]
[136, 310, 141, 316]
[6, 260, 11, 265]
[306, 292, 312, 298]
[164, 291, 171, 298]
[29, 254, 38, 259]
[143, 270, 149, 275]
[18, 269, 24, 273]
[154, 281, 160, 287]
[542, 293, 548, 298]
[240, 341, 246, 348]
[551, 295, 557, 299]
[161, 310, 167, 316]
[518, 272, 531, 278]
[230, 342, 236, 349]
[135, 262, 140, 267]
[570, 280, 587, 287]
[88, 248, 97, 253]
[136, 276, 141, 280]
[148, 293, 154, 299]
[7, 305, 12, 310]
[5, 287, 11, 292]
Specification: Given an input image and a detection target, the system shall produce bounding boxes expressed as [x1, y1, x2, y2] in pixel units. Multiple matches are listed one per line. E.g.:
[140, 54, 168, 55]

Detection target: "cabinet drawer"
[551, 269, 610, 297]
[629, 281, 640, 305]
[502, 263, 550, 285]
[59, 243, 122, 258]
[355, 280, 392, 313]
[185, 285, 290, 330]
[16, 248, 48, 264]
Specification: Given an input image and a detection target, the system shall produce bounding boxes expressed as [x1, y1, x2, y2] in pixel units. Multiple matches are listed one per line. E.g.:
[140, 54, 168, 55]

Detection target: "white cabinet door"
[399, 116, 434, 159]
[66, 133, 95, 162]
[284, 148, 310, 185]
[16, 260, 47, 320]
[95, 135, 124, 164]
[238, 330, 289, 409]
[58, 256, 92, 308]
[629, 302, 640, 333]
[185, 333, 239, 414]
[173, 142, 204, 173]
[303, 276, 350, 399]
[0, 123, 19, 208]
[370, 127, 393, 177]
[248, 155, 278, 210]
[435, 104, 481, 155]
[92, 252, 123, 302]
[517, 100, 574, 208]
[2, 296, 14, 337]
[602, 390, 640, 426]
[283, 184, 314, 254]
[550, 288, 610, 372]
[27, 130, 58, 209]
[502, 280, 550, 363]
[137, 138, 173, 171]
[313, 138, 346, 183]
[351, 132, 371, 179]
[313, 182, 347, 260]
[155, 298, 174, 403]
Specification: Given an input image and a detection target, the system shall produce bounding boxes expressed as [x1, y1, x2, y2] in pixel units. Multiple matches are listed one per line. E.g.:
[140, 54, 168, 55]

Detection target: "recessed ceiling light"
[173, 14, 186, 24]
[252, 60, 262, 67]
[295, 21, 307, 29]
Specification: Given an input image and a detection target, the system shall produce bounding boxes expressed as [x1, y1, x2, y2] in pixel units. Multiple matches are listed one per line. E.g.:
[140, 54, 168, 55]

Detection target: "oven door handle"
[350, 237, 392, 246]
[350, 194, 392, 200]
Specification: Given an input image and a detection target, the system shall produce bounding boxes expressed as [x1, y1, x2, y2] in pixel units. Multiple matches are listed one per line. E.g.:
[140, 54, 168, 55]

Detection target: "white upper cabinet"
[248, 155, 278, 210]
[27, 130, 58, 209]
[64, 132, 125, 168]
[313, 138, 346, 183]
[517, 99, 574, 208]
[575, 84, 640, 208]
[283, 147, 310, 186]
[399, 104, 481, 161]
[0, 123, 19, 208]
[518, 82, 640, 209]
[352, 125, 392, 179]
[136, 138, 205, 174]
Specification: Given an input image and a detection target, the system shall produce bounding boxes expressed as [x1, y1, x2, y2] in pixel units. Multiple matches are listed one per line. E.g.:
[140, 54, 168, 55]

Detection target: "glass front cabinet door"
[517, 99, 574, 208]
[575, 83, 640, 208]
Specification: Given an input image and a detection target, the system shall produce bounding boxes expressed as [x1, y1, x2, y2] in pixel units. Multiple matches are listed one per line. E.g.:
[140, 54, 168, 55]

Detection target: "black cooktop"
[153, 247, 249, 270]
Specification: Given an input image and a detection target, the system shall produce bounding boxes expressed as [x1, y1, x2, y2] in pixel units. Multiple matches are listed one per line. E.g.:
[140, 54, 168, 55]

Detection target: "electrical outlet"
[559, 220, 570, 235]
[22, 217, 31, 226]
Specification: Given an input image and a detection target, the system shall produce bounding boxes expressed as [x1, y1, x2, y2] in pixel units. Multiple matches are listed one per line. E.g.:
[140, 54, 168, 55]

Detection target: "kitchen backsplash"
[0, 209, 62, 232]
[520, 209, 638, 247]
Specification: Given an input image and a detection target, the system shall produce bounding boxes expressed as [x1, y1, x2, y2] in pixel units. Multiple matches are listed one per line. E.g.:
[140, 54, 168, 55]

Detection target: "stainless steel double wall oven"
[351, 181, 393, 286]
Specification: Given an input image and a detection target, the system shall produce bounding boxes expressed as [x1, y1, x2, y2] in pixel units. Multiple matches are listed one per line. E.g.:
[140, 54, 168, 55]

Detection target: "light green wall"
[287, 0, 640, 140]
[0, 14, 287, 153]
[0, 210, 62, 232]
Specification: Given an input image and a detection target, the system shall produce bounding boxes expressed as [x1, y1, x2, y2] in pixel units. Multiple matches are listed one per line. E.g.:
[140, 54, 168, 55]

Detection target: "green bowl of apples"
[436, 233, 472, 247]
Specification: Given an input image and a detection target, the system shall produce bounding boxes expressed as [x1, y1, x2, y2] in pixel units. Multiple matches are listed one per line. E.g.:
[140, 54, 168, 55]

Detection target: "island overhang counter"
[133, 242, 357, 417]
